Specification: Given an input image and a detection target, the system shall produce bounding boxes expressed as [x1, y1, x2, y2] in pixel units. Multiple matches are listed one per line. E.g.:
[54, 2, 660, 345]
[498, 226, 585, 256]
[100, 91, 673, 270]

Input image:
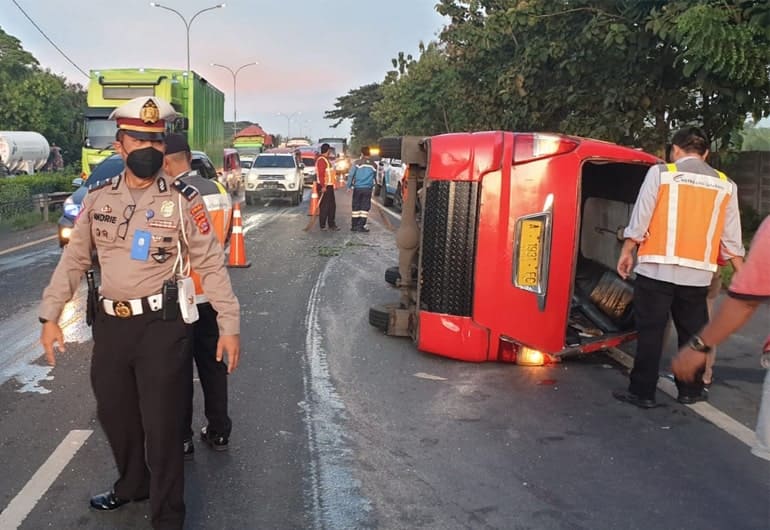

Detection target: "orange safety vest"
[637, 162, 731, 272]
[191, 179, 232, 302]
[321, 157, 336, 186]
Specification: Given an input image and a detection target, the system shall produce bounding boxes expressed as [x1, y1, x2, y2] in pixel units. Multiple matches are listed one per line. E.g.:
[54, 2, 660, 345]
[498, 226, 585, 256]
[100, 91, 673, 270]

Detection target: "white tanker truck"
[0, 131, 50, 175]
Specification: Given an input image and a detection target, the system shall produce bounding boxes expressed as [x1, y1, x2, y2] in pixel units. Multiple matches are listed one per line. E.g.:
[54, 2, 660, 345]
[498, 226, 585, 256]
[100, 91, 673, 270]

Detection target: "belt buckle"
[113, 301, 132, 318]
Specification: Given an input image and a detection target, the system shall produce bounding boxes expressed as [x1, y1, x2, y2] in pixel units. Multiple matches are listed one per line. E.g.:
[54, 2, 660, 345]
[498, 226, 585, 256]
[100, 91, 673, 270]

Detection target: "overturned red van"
[370, 132, 661, 364]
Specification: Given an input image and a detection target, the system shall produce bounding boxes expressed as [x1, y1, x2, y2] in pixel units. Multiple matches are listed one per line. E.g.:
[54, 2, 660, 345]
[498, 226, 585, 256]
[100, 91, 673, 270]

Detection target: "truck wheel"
[379, 137, 402, 159]
[385, 266, 400, 286]
[245, 194, 253, 206]
[383, 191, 394, 207]
[394, 184, 403, 212]
[369, 305, 390, 332]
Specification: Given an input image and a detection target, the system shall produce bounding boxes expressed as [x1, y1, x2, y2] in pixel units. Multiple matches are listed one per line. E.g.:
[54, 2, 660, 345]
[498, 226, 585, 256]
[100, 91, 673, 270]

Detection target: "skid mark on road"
[302, 259, 372, 530]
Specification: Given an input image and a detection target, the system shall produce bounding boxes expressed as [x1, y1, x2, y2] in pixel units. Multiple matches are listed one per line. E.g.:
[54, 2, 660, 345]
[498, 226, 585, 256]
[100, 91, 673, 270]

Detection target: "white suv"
[245, 150, 304, 206]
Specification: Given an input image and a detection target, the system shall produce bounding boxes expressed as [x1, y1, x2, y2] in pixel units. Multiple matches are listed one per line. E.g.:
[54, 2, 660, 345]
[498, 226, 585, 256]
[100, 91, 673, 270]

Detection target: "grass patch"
[318, 245, 342, 257]
[0, 211, 53, 232]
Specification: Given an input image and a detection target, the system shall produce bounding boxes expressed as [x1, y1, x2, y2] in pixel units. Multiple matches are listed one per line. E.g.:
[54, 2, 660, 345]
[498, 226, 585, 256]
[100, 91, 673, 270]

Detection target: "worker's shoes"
[677, 393, 708, 405]
[612, 389, 660, 409]
[200, 426, 229, 451]
[90, 490, 148, 511]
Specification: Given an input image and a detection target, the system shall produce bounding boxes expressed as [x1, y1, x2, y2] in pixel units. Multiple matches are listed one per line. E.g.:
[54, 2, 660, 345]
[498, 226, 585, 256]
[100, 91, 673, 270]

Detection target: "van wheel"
[245, 195, 253, 206]
[385, 266, 400, 286]
[369, 305, 390, 332]
[383, 190, 394, 207]
[379, 137, 402, 159]
[394, 184, 403, 212]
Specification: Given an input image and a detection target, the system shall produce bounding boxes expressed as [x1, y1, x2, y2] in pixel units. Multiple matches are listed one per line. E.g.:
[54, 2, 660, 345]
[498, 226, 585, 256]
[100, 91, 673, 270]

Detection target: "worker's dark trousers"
[318, 185, 337, 229]
[351, 187, 373, 229]
[185, 302, 231, 438]
[629, 274, 708, 400]
[91, 309, 192, 530]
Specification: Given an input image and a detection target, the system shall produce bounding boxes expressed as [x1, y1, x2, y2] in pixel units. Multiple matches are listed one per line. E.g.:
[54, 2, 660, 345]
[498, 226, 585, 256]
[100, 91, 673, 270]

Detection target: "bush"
[0, 172, 76, 220]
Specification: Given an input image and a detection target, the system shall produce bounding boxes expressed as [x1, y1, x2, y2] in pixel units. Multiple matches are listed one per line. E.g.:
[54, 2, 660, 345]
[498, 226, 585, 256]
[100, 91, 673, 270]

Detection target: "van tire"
[369, 305, 390, 332]
[385, 266, 400, 286]
[379, 137, 402, 159]
[383, 192, 394, 207]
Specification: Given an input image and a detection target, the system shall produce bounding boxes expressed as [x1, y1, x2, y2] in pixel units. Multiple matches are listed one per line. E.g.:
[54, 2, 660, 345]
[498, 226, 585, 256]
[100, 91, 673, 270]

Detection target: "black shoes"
[677, 393, 708, 405]
[200, 426, 229, 452]
[329, 226, 340, 232]
[351, 226, 370, 232]
[90, 490, 148, 511]
[183, 438, 194, 460]
[612, 389, 660, 409]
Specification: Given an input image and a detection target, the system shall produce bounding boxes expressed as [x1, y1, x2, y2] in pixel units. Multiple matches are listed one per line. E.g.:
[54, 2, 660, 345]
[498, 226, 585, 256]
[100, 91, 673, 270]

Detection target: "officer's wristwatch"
[688, 335, 712, 353]
[38, 317, 48, 324]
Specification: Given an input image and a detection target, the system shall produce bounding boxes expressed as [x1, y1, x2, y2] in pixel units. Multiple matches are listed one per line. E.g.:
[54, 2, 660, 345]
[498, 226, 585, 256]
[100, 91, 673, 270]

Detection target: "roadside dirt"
[0, 223, 58, 252]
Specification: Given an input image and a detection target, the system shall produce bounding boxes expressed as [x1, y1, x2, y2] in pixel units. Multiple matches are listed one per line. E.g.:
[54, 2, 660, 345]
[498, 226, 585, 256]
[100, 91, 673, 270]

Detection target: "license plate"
[517, 220, 543, 287]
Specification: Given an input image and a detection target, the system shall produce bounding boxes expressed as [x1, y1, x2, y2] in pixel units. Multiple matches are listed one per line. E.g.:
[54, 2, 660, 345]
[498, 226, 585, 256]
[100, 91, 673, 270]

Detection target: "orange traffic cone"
[227, 202, 251, 268]
[307, 186, 319, 216]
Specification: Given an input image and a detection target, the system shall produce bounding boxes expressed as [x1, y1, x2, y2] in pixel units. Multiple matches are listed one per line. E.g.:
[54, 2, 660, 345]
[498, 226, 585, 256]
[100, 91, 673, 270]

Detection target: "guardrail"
[31, 192, 71, 222]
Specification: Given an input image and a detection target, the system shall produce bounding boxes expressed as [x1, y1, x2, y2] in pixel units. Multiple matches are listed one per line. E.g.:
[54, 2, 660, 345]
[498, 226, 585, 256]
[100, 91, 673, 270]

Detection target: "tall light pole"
[150, 2, 225, 74]
[277, 112, 301, 140]
[211, 62, 258, 138]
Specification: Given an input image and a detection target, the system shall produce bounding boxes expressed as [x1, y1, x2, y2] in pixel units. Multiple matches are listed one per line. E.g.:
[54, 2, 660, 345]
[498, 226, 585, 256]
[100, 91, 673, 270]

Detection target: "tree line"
[326, 0, 770, 156]
[0, 27, 86, 168]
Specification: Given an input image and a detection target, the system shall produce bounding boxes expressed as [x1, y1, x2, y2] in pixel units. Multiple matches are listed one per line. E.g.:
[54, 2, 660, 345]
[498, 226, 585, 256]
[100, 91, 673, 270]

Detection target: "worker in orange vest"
[163, 134, 234, 456]
[314, 143, 340, 231]
[615, 126, 744, 408]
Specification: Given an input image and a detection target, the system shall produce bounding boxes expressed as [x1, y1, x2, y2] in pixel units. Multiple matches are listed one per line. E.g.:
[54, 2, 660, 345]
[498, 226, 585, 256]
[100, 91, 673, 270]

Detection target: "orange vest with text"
[637, 162, 731, 272]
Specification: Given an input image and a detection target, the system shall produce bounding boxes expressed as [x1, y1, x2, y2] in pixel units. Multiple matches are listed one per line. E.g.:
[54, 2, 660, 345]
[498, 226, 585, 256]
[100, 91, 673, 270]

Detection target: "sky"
[0, 0, 448, 140]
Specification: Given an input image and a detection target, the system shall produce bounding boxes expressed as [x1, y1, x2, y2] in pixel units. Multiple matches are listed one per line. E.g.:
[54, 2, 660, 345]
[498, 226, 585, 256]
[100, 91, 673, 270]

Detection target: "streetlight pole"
[277, 112, 300, 140]
[150, 2, 225, 74]
[211, 62, 258, 138]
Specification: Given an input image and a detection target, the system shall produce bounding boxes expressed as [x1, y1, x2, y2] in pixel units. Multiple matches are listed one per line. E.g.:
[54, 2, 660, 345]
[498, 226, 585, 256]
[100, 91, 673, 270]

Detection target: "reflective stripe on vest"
[637, 163, 731, 272]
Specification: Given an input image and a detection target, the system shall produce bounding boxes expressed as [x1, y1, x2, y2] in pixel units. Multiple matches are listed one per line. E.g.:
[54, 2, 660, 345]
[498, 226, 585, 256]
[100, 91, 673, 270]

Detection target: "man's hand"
[40, 322, 65, 366]
[216, 334, 241, 373]
[617, 239, 638, 280]
[671, 347, 707, 383]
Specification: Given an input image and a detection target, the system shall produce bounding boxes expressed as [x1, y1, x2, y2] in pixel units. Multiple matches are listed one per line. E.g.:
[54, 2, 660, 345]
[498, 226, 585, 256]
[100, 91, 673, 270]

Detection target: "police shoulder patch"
[171, 179, 200, 201]
[88, 175, 120, 193]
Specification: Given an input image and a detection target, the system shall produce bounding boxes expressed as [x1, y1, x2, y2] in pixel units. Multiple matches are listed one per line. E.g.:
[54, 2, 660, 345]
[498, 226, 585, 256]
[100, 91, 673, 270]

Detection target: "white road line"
[0, 429, 92, 529]
[607, 347, 757, 447]
[0, 235, 57, 257]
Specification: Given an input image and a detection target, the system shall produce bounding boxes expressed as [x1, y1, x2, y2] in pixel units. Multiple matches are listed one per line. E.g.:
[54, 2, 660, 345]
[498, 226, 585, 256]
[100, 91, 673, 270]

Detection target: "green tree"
[430, 0, 770, 153]
[0, 27, 86, 166]
[324, 83, 384, 151]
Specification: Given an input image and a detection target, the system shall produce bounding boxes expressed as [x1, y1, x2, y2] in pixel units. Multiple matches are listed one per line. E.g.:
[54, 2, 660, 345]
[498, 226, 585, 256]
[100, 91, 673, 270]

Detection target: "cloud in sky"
[1, 0, 447, 139]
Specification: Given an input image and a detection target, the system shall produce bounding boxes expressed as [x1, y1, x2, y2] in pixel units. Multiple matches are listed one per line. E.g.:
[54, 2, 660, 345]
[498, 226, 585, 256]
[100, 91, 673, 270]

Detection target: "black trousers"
[185, 302, 231, 438]
[630, 274, 708, 400]
[91, 309, 191, 530]
[351, 187, 373, 228]
[318, 184, 337, 229]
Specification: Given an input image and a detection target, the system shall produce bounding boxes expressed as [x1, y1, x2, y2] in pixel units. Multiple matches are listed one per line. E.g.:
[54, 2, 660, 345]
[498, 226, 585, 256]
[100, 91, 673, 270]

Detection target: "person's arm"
[719, 182, 746, 264]
[617, 165, 661, 279]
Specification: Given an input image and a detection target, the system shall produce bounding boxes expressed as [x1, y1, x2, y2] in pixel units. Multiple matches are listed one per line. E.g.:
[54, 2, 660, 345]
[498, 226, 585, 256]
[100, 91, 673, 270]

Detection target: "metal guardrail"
[30, 192, 71, 222]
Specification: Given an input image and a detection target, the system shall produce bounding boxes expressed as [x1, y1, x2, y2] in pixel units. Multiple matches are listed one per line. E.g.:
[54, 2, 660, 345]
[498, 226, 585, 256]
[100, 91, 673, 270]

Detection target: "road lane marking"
[414, 372, 448, 381]
[0, 235, 57, 257]
[607, 347, 757, 448]
[0, 430, 92, 529]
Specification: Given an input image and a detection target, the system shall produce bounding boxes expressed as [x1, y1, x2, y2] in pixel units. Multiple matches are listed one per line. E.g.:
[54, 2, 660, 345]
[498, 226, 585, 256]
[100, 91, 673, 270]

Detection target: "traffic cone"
[227, 202, 251, 268]
[307, 186, 319, 216]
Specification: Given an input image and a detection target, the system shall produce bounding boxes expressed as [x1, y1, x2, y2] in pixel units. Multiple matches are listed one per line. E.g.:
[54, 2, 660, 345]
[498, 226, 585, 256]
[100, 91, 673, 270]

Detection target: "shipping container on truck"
[81, 68, 224, 177]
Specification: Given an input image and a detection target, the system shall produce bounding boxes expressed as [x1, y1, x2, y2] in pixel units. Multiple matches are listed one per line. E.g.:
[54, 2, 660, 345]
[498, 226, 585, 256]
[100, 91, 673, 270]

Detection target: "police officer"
[162, 134, 234, 457]
[346, 146, 377, 232]
[39, 97, 240, 530]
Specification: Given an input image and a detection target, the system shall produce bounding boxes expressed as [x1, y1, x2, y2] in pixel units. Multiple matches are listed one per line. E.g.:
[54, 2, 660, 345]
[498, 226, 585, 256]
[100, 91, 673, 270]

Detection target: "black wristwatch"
[689, 335, 712, 353]
[38, 317, 48, 324]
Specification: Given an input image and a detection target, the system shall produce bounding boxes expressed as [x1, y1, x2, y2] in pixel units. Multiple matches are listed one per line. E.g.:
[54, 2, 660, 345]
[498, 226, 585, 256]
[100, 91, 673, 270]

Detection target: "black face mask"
[125, 146, 164, 179]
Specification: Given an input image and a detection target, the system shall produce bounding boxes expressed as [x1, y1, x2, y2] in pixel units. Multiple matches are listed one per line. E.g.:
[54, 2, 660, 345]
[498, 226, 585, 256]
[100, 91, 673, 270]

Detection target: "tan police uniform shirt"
[39, 171, 240, 335]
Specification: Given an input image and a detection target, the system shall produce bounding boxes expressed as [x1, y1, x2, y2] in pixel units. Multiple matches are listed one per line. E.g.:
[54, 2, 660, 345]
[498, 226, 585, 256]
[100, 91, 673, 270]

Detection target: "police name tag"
[130, 230, 151, 261]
